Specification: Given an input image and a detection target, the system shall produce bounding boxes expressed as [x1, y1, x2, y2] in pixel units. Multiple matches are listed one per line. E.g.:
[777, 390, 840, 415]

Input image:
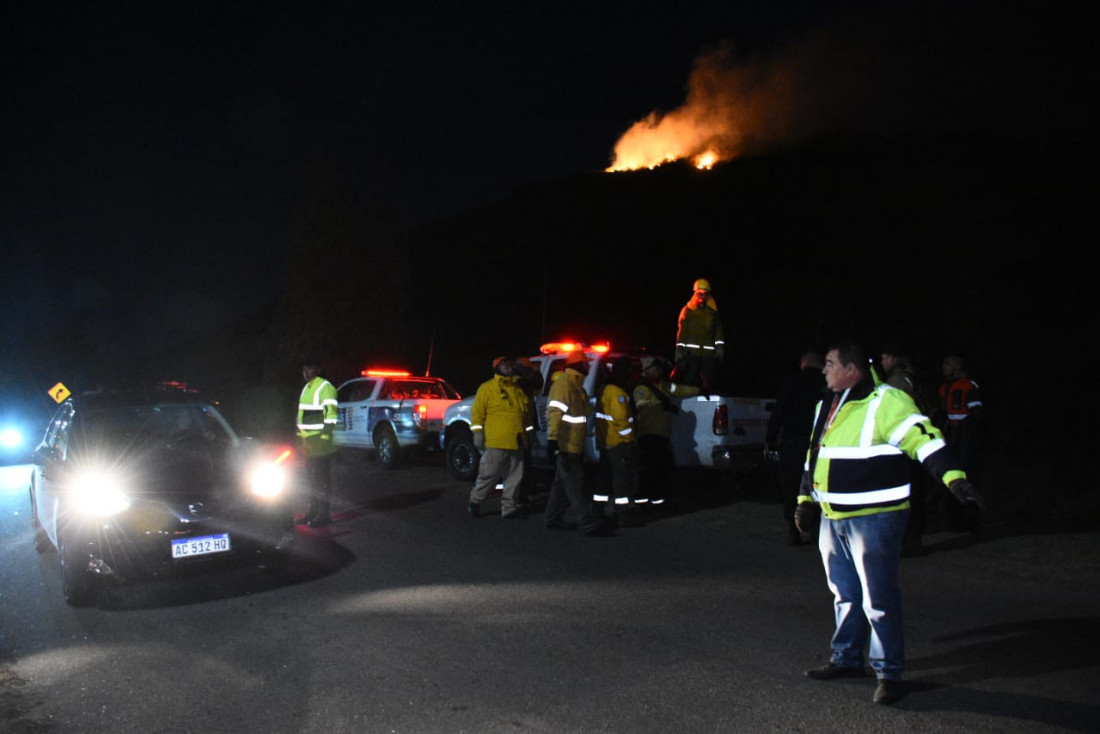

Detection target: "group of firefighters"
[292, 275, 987, 706]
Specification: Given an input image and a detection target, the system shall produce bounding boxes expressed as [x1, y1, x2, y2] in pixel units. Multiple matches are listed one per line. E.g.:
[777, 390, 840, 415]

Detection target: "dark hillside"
[406, 132, 1093, 513]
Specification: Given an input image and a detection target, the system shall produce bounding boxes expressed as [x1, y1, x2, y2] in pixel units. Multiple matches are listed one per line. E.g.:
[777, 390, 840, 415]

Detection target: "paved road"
[2, 455, 1098, 733]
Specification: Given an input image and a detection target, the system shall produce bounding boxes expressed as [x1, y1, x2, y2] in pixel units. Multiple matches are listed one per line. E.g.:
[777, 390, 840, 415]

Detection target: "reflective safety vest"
[800, 381, 966, 520]
[939, 377, 982, 424]
[595, 382, 635, 450]
[547, 367, 590, 454]
[298, 377, 338, 456]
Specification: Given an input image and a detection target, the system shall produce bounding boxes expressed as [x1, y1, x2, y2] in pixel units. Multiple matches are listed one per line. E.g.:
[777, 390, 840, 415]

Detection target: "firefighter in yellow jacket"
[674, 278, 725, 391]
[467, 357, 535, 520]
[296, 357, 339, 528]
[544, 350, 604, 535]
[795, 343, 985, 705]
[594, 359, 641, 526]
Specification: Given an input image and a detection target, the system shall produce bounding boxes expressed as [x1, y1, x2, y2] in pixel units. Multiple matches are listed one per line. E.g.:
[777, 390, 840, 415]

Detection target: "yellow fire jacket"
[470, 374, 534, 450]
[595, 382, 636, 449]
[547, 367, 590, 454]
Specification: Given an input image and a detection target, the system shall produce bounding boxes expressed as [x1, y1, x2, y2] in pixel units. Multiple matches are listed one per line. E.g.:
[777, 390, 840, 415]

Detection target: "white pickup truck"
[439, 342, 774, 481]
[333, 370, 463, 468]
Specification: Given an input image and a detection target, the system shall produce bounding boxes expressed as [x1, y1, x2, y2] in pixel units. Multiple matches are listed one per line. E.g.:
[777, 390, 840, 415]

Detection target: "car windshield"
[79, 404, 238, 447]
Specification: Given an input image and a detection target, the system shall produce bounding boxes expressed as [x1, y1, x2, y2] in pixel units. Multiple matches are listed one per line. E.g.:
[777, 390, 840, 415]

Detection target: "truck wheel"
[58, 524, 97, 607]
[374, 427, 405, 470]
[445, 431, 479, 481]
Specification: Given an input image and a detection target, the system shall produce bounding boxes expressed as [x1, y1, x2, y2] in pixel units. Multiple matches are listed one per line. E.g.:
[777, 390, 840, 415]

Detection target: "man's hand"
[472, 430, 485, 452]
[794, 502, 820, 541]
[948, 478, 987, 511]
[546, 440, 558, 456]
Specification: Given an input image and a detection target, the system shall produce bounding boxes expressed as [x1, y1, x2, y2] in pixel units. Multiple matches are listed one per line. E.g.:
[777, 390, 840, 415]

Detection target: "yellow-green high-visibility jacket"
[595, 382, 635, 449]
[297, 376, 338, 456]
[798, 379, 966, 520]
[470, 374, 534, 450]
[547, 367, 590, 454]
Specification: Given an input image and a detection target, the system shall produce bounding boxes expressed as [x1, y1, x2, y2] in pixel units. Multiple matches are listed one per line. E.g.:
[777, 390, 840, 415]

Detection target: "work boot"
[805, 663, 868, 680]
[296, 502, 319, 525]
[873, 679, 905, 705]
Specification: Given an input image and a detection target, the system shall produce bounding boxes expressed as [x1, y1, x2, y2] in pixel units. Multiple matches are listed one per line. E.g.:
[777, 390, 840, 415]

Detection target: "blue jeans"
[818, 509, 908, 680]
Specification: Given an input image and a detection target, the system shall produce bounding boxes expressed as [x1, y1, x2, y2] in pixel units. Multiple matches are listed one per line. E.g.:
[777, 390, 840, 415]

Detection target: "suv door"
[334, 379, 379, 448]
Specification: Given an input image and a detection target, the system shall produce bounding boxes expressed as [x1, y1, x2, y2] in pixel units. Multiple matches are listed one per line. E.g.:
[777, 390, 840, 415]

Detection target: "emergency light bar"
[539, 341, 611, 355]
[362, 369, 411, 377]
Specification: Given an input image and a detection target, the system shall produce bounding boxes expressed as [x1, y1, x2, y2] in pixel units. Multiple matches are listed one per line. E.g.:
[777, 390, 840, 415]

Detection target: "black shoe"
[468, 502, 481, 518]
[545, 519, 575, 531]
[502, 509, 526, 520]
[873, 678, 905, 705]
[805, 663, 868, 680]
[582, 521, 615, 537]
[306, 515, 331, 528]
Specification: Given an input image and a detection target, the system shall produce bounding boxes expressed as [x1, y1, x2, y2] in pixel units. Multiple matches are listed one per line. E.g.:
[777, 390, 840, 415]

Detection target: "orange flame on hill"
[606, 45, 759, 172]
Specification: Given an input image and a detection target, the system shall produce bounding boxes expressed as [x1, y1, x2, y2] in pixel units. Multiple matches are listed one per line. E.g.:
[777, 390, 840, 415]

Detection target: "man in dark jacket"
[765, 350, 825, 545]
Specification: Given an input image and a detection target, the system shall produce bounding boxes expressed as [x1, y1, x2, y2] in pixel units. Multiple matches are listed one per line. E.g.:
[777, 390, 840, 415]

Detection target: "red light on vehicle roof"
[540, 341, 611, 355]
[363, 369, 411, 377]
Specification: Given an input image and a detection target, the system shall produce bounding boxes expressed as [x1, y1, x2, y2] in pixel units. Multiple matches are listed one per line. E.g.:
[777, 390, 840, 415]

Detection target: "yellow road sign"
[49, 383, 71, 403]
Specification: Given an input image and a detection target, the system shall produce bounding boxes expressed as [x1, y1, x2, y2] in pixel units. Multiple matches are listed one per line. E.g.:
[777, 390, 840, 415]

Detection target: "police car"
[333, 369, 462, 469]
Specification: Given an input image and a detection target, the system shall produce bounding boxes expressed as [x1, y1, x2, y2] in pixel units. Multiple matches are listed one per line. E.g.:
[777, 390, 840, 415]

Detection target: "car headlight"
[70, 470, 132, 516]
[250, 464, 287, 498]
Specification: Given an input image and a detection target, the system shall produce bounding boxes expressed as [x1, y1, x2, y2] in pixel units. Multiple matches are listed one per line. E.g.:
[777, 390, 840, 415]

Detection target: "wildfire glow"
[694, 150, 718, 169]
[605, 42, 789, 173]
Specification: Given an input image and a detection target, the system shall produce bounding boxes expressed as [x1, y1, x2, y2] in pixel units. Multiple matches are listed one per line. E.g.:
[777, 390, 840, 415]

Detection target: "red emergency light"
[362, 369, 411, 377]
[539, 341, 611, 355]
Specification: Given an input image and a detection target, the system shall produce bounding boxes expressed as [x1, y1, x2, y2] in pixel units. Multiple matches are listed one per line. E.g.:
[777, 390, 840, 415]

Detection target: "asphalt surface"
[1, 454, 1098, 733]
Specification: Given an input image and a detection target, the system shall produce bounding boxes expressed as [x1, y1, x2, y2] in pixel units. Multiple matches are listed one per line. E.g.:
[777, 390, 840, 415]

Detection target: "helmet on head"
[693, 278, 711, 293]
[492, 356, 513, 374]
[567, 350, 590, 366]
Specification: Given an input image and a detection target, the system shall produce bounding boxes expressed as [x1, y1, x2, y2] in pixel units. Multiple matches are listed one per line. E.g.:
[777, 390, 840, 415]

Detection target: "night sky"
[2, 1, 1093, 401]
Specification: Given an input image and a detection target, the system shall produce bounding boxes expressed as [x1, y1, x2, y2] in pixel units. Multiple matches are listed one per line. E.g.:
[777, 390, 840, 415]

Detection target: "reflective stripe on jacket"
[470, 374, 533, 450]
[547, 367, 590, 454]
[802, 381, 966, 520]
[676, 299, 725, 355]
[939, 377, 982, 423]
[298, 377, 338, 456]
[595, 382, 635, 449]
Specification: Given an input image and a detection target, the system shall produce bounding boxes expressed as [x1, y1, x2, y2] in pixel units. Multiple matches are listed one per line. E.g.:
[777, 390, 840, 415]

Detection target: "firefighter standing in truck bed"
[674, 278, 725, 391]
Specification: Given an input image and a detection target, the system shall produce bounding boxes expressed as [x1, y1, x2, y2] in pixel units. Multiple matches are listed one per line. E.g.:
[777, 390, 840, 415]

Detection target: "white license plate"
[171, 533, 231, 558]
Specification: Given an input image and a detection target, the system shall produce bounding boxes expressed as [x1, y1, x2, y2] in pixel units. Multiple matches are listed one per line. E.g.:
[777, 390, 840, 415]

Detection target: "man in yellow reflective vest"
[296, 357, 339, 528]
[795, 342, 985, 706]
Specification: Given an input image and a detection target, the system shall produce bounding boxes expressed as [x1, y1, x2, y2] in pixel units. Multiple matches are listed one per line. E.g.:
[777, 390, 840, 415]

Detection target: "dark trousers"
[778, 437, 809, 537]
[678, 355, 719, 391]
[305, 453, 332, 518]
[545, 452, 596, 531]
[638, 434, 673, 506]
